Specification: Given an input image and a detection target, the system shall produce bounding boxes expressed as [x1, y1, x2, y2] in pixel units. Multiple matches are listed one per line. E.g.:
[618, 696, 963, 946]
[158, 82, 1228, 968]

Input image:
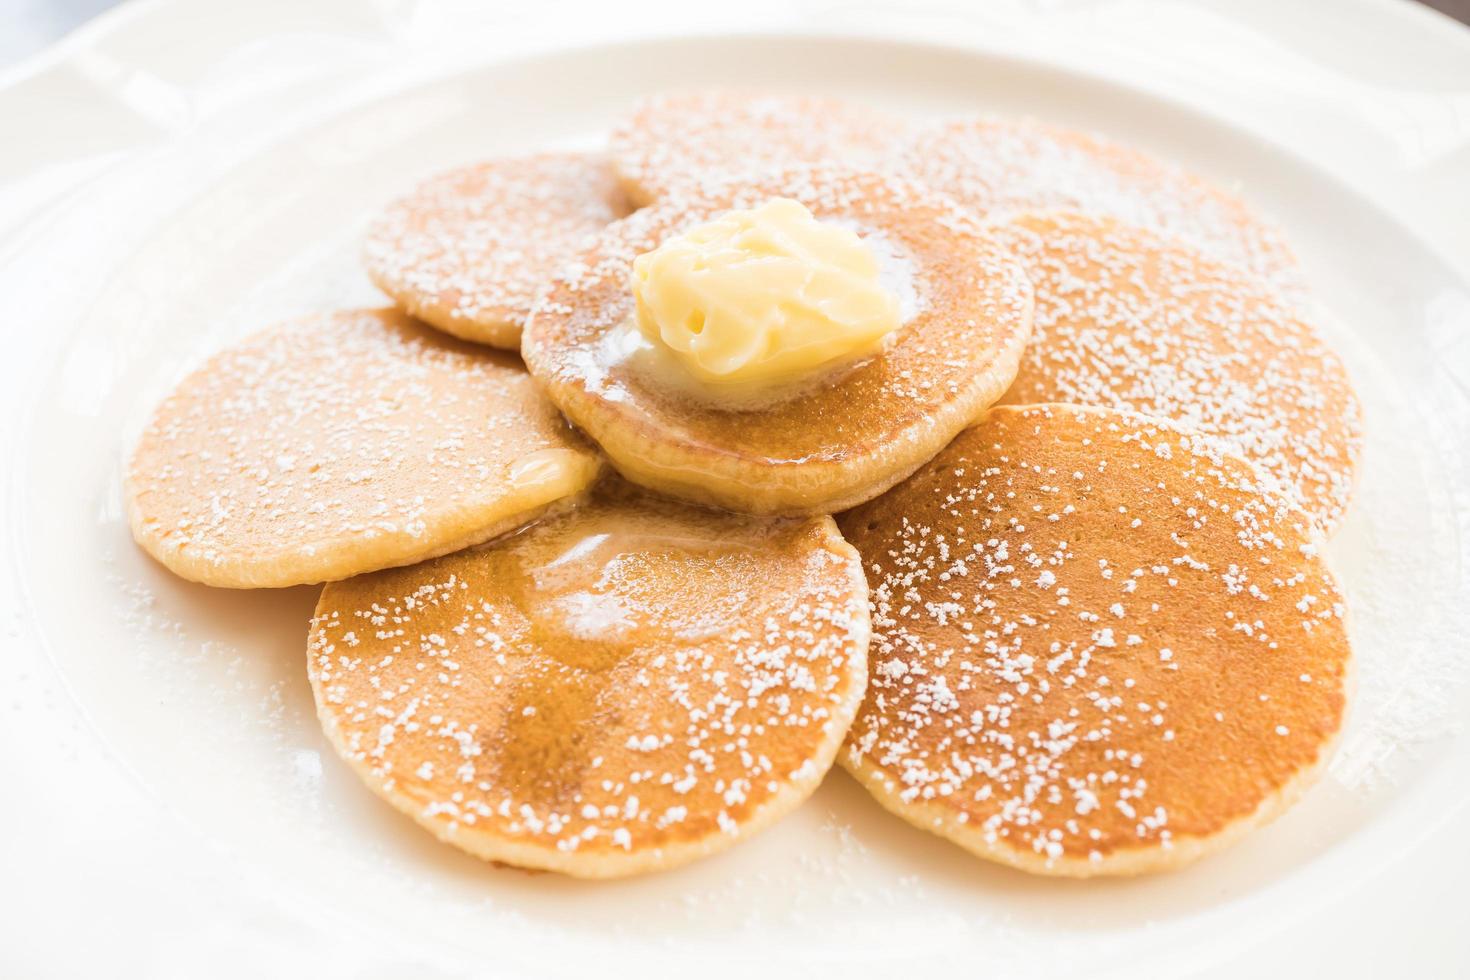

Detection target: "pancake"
[838, 404, 1352, 876]
[521, 166, 1034, 516]
[126, 309, 601, 589]
[994, 211, 1361, 533]
[308, 483, 870, 877]
[897, 116, 1305, 302]
[607, 90, 904, 207]
[363, 153, 629, 348]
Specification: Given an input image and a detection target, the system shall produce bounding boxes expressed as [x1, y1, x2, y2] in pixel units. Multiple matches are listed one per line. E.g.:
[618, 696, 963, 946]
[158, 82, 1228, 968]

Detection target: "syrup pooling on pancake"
[522, 166, 1034, 515]
[309, 485, 870, 877]
[995, 211, 1361, 532]
[839, 405, 1351, 876]
[125, 309, 601, 588]
[608, 90, 906, 206]
[364, 153, 629, 348]
[896, 116, 1305, 303]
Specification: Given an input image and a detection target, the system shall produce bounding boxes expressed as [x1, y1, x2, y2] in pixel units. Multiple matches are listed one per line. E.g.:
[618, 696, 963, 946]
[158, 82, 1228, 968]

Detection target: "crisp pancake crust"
[608, 90, 905, 206]
[896, 116, 1305, 302]
[838, 405, 1352, 876]
[309, 484, 870, 877]
[993, 211, 1362, 532]
[521, 166, 1034, 515]
[126, 309, 601, 588]
[364, 153, 629, 348]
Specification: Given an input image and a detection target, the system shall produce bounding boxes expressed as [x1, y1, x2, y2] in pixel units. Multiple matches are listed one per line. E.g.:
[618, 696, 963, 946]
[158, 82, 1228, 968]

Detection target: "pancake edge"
[125, 459, 602, 590]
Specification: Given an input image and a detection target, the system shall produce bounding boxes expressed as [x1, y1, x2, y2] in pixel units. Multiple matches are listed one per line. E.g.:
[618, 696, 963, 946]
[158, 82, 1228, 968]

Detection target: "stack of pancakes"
[126, 90, 1362, 879]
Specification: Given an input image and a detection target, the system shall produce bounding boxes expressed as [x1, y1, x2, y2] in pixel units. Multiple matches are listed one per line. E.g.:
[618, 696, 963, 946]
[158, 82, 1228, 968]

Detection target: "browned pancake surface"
[309, 484, 870, 877]
[364, 153, 628, 348]
[838, 404, 1351, 875]
[521, 166, 1034, 515]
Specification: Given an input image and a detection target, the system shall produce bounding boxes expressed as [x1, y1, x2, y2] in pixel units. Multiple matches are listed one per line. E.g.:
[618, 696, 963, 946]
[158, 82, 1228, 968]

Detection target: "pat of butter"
[631, 198, 900, 388]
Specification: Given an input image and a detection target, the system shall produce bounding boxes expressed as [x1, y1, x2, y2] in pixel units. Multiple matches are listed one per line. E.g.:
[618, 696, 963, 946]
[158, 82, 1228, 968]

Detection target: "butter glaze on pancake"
[521, 166, 1034, 515]
[839, 405, 1351, 876]
[309, 484, 870, 877]
[897, 117, 1305, 302]
[608, 90, 906, 207]
[994, 211, 1362, 533]
[364, 153, 629, 348]
[126, 309, 601, 588]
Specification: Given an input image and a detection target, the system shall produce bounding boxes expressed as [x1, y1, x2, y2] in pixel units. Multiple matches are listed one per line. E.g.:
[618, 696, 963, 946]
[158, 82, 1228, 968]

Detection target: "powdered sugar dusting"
[126, 308, 597, 586]
[364, 153, 627, 343]
[994, 211, 1362, 533]
[895, 116, 1306, 304]
[307, 490, 869, 868]
[608, 90, 909, 205]
[840, 405, 1351, 869]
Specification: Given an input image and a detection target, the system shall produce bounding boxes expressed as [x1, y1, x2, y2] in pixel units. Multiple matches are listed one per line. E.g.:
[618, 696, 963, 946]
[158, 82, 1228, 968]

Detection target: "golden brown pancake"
[363, 153, 629, 348]
[993, 211, 1361, 532]
[126, 309, 601, 588]
[308, 482, 870, 877]
[607, 90, 905, 207]
[896, 116, 1305, 302]
[838, 404, 1352, 876]
[521, 166, 1034, 516]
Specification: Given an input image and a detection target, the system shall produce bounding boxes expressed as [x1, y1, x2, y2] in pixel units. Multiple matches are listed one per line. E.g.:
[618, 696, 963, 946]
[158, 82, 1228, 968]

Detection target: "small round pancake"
[521, 166, 1034, 516]
[838, 404, 1352, 877]
[126, 309, 601, 589]
[308, 483, 870, 877]
[608, 90, 904, 207]
[994, 211, 1362, 533]
[897, 116, 1305, 301]
[363, 153, 629, 348]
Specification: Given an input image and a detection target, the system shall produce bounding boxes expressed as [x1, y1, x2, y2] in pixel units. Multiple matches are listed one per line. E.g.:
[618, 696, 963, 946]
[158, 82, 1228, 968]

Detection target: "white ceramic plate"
[3, 5, 1469, 977]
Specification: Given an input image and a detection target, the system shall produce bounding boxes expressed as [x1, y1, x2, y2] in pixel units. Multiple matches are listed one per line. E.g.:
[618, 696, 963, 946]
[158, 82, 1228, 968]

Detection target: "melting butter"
[630, 197, 901, 391]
